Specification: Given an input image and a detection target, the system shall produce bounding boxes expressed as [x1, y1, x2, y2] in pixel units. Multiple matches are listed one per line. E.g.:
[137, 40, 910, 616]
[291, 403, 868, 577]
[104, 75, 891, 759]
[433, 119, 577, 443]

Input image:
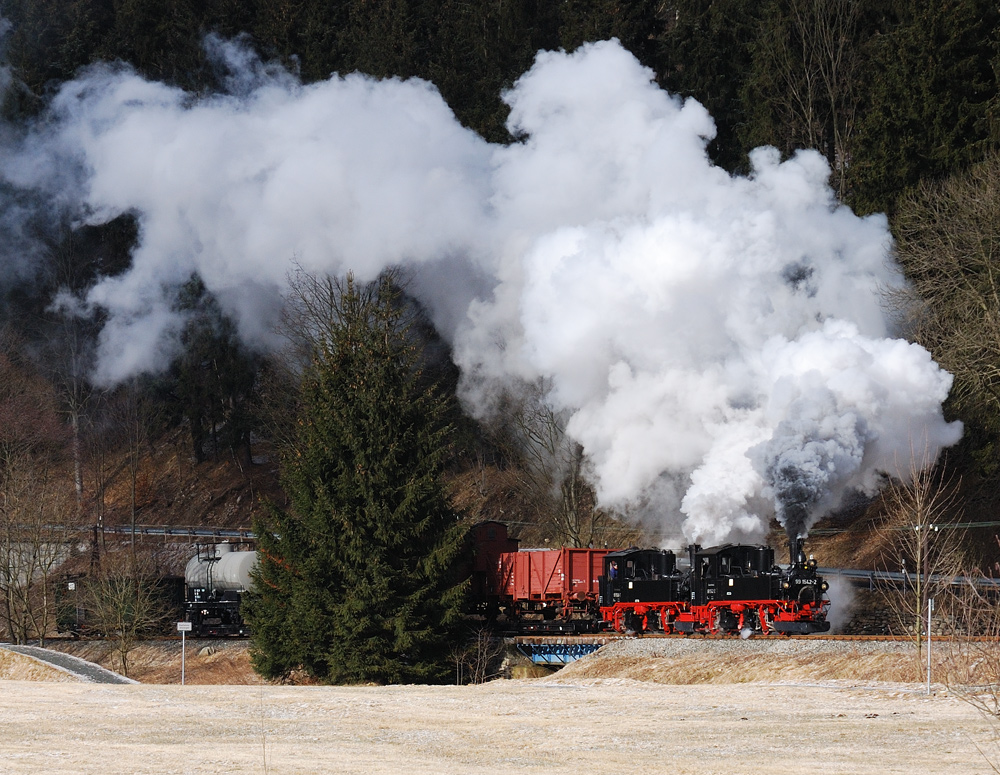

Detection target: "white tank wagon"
[183, 543, 258, 637]
[185, 544, 257, 594]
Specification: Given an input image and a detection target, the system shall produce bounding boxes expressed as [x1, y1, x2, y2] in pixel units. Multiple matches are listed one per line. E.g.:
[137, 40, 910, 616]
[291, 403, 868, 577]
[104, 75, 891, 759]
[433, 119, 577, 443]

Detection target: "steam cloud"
[0, 36, 962, 545]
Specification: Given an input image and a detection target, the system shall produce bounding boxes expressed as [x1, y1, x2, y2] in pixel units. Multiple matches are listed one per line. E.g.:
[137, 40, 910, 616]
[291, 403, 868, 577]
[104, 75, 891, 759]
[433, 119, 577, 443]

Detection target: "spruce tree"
[849, 0, 1000, 215]
[245, 270, 467, 684]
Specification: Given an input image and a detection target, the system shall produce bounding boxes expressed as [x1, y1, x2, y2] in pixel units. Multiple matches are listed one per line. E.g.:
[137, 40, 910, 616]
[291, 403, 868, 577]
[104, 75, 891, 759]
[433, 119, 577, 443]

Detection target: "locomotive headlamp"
[821, 582, 829, 592]
[782, 581, 790, 589]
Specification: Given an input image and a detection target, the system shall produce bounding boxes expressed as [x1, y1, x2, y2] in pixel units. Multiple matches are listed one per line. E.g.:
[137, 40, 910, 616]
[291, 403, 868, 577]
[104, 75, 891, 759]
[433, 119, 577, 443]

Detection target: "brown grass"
[558, 648, 929, 684]
[551, 636, 1000, 692]
[41, 638, 260, 684]
[0, 650, 78, 682]
[30, 635, 1000, 694]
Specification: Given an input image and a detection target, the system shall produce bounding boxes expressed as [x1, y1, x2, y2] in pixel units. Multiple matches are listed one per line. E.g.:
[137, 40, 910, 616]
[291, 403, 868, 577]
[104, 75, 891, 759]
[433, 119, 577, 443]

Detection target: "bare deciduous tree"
[114, 380, 152, 553]
[747, 0, 861, 197]
[83, 552, 173, 677]
[891, 156, 1000, 461]
[485, 380, 641, 548]
[0, 455, 77, 645]
[0, 336, 78, 645]
[451, 628, 507, 685]
[878, 453, 965, 662]
[941, 567, 1000, 716]
[933, 549, 1000, 773]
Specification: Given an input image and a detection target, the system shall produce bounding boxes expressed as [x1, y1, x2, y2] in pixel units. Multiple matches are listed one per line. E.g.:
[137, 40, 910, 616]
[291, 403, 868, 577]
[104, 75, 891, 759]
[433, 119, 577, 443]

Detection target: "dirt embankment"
[31, 635, 981, 687]
[0, 649, 78, 682]
[37, 638, 257, 684]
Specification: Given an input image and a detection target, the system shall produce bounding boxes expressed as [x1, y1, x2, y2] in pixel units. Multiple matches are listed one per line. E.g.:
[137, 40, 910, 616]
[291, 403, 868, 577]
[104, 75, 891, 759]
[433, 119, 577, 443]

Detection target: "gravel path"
[0, 644, 137, 684]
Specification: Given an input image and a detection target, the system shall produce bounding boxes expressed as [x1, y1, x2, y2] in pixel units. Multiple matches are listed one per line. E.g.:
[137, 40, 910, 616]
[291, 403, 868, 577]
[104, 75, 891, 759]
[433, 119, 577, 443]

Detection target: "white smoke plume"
[0, 37, 962, 545]
[823, 576, 856, 634]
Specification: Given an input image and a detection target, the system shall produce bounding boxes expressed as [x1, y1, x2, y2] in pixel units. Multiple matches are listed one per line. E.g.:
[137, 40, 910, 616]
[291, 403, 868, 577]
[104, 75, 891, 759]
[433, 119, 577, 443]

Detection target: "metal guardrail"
[99, 524, 255, 539]
[817, 566, 1000, 591]
[14, 523, 255, 540]
[811, 520, 1000, 535]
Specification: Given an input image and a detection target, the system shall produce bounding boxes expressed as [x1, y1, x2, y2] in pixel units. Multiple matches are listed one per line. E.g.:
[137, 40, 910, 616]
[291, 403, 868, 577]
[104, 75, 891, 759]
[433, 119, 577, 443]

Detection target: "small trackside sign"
[177, 621, 193, 632]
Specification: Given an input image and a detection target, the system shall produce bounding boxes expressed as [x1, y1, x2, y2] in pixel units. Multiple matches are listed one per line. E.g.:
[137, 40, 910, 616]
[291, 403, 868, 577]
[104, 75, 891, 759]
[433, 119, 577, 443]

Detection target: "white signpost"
[177, 621, 193, 685]
[926, 598, 934, 695]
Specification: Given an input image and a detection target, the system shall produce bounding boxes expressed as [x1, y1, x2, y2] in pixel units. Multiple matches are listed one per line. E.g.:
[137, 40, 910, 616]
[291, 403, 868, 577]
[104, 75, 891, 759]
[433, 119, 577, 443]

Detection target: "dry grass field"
[2, 638, 998, 775]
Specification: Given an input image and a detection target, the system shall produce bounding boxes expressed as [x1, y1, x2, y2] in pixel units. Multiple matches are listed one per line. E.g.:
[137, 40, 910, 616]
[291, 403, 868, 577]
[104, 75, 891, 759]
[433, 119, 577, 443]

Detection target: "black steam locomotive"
[598, 538, 830, 635]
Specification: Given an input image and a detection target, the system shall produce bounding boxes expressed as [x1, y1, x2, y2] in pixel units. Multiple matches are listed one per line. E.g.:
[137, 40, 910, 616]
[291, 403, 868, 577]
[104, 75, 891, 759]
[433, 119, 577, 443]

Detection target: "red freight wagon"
[495, 547, 609, 632]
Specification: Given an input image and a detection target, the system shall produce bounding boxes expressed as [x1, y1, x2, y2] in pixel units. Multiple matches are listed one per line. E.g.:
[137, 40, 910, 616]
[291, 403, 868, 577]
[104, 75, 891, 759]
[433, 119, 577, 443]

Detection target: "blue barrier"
[516, 642, 603, 665]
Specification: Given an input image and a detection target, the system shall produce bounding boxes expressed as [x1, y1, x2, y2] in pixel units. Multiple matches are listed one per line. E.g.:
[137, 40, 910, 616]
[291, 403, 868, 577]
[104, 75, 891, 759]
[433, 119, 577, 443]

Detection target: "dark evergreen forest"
[4, 0, 997, 212]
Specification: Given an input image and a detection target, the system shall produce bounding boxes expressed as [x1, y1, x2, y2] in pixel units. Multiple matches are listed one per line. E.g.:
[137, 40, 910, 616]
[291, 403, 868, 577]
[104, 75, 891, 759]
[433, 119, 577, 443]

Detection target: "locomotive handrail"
[810, 519, 1000, 535]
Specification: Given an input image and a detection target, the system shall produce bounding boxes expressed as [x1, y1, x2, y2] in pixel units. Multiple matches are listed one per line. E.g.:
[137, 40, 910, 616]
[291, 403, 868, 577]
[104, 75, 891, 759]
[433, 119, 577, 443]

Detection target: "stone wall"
[836, 589, 963, 636]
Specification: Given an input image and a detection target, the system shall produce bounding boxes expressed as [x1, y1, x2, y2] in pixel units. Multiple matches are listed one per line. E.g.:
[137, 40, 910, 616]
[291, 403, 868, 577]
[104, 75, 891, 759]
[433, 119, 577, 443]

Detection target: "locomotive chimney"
[789, 535, 806, 567]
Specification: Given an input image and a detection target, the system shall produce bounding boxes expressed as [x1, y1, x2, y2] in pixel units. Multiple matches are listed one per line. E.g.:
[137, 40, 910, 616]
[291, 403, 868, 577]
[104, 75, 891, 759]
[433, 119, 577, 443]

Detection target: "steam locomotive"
[599, 540, 830, 635]
[467, 521, 831, 636]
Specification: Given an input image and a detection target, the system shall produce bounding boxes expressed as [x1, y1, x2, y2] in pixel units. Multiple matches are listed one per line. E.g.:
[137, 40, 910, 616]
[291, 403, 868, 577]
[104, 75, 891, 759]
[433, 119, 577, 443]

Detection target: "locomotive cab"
[599, 548, 683, 631]
[689, 544, 778, 606]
